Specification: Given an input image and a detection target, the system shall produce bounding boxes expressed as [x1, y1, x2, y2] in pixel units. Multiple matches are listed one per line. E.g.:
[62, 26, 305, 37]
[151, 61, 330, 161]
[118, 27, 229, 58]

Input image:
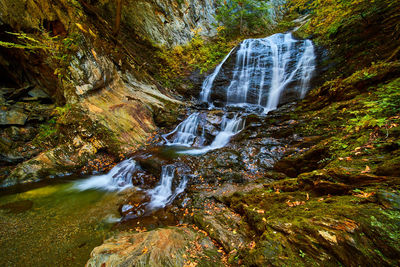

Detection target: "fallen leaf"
[361, 165, 371, 173]
[355, 192, 375, 198]
[249, 241, 256, 249]
[75, 23, 87, 33]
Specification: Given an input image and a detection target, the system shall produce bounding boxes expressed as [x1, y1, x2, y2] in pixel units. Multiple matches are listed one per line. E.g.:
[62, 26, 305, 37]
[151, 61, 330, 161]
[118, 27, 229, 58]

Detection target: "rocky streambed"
[0, 1, 399, 264]
[85, 96, 400, 266]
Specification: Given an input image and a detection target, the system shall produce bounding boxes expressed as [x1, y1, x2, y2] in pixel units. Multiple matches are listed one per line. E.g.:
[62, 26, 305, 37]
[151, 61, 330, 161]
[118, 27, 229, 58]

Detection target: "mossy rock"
[375, 155, 400, 177]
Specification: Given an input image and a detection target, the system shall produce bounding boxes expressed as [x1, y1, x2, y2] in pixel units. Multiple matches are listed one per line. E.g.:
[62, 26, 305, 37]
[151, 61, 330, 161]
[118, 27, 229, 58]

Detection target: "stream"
[0, 32, 316, 266]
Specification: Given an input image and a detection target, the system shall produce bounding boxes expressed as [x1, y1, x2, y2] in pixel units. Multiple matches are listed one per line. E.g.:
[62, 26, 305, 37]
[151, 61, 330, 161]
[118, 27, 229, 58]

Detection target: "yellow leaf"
[361, 165, 371, 173]
[75, 23, 87, 33]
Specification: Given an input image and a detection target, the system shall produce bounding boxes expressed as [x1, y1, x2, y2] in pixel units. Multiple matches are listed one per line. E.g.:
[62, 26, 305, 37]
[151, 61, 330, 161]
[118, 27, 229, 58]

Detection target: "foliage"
[33, 104, 73, 146]
[288, 0, 398, 38]
[0, 30, 81, 78]
[214, 0, 273, 36]
[345, 77, 400, 133]
[156, 29, 237, 87]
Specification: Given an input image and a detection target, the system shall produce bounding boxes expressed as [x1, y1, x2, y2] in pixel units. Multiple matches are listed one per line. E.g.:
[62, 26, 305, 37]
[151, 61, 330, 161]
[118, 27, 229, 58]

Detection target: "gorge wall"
[0, 0, 217, 186]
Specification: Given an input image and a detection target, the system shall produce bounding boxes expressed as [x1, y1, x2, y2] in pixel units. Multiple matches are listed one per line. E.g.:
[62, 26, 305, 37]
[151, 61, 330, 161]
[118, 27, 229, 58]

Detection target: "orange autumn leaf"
[361, 165, 371, 173]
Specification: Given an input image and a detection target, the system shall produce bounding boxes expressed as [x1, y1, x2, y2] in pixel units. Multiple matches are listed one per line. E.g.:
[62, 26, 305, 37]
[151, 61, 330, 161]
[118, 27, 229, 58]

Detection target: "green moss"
[155, 33, 239, 88]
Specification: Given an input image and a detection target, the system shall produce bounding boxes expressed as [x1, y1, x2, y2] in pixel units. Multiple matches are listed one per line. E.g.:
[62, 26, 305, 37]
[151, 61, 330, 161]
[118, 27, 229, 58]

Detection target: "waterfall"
[74, 158, 136, 191]
[208, 114, 244, 149]
[299, 40, 316, 98]
[106, 33, 317, 214]
[147, 165, 187, 209]
[183, 114, 244, 155]
[200, 49, 235, 103]
[163, 112, 204, 147]
[200, 32, 316, 112]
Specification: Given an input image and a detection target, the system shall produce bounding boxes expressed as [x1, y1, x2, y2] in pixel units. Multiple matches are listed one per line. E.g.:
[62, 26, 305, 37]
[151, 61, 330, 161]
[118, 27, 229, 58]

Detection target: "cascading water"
[200, 49, 235, 103]
[163, 112, 203, 147]
[147, 165, 187, 209]
[184, 114, 244, 155]
[200, 32, 316, 112]
[83, 32, 316, 214]
[74, 158, 136, 191]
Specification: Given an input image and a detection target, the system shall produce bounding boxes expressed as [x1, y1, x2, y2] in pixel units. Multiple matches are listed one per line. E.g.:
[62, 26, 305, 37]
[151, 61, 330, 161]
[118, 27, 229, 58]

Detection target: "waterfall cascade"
[184, 114, 244, 155]
[164, 32, 316, 153]
[162, 112, 204, 147]
[200, 32, 316, 112]
[74, 158, 136, 191]
[77, 32, 316, 213]
[200, 49, 235, 103]
[147, 165, 188, 209]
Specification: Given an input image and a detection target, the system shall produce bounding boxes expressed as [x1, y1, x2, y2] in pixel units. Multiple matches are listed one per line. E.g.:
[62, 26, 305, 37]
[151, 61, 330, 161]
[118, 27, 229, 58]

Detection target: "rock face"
[0, 108, 28, 125]
[94, 0, 217, 47]
[0, 0, 189, 186]
[86, 227, 223, 267]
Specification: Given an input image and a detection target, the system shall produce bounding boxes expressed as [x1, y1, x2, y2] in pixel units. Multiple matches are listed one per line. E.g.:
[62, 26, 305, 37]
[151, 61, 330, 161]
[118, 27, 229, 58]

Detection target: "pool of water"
[0, 178, 124, 267]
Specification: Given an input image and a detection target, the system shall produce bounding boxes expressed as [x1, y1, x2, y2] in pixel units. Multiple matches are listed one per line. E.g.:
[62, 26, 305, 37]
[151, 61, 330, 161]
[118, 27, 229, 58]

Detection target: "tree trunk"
[114, 0, 123, 36]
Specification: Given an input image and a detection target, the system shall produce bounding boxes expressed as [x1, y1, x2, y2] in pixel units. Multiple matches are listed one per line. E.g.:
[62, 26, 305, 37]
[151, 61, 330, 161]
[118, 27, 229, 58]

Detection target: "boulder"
[86, 227, 223, 267]
[0, 108, 28, 125]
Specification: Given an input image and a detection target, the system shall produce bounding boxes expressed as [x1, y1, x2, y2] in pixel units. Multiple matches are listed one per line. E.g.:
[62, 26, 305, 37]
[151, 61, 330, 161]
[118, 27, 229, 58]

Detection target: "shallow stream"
[0, 179, 122, 266]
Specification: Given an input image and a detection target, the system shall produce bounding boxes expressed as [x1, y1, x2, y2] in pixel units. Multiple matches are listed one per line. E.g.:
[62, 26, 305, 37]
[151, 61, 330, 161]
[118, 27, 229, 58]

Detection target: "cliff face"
[0, 0, 215, 186]
[93, 0, 217, 47]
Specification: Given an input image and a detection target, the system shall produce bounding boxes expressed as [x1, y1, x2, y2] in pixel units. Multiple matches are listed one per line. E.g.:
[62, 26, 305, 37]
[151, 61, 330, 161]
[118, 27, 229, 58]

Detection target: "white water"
[147, 165, 188, 209]
[183, 114, 244, 155]
[80, 33, 316, 213]
[199, 33, 316, 113]
[163, 113, 203, 147]
[200, 49, 235, 103]
[74, 158, 136, 191]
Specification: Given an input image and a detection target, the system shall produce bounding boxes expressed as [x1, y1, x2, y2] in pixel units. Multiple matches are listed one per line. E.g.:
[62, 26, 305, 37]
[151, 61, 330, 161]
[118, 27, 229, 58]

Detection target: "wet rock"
[376, 190, 400, 211]
[119, 190, 150, 218]
[215, 150, 241, 168]
[192, 198, 249, 253]
[274, 145, 330, 177]
[225, 182, 400, 266]
[375, 155, 400, 177]
[28, 87, 50, 100]
[86, 227, 223, 267]
[0, 108, 28, 125]
[131, 170, 158, 189]
[179, 69, 207, 98]
[135, 154, 167, 178]
[1, 143, 98, 186]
